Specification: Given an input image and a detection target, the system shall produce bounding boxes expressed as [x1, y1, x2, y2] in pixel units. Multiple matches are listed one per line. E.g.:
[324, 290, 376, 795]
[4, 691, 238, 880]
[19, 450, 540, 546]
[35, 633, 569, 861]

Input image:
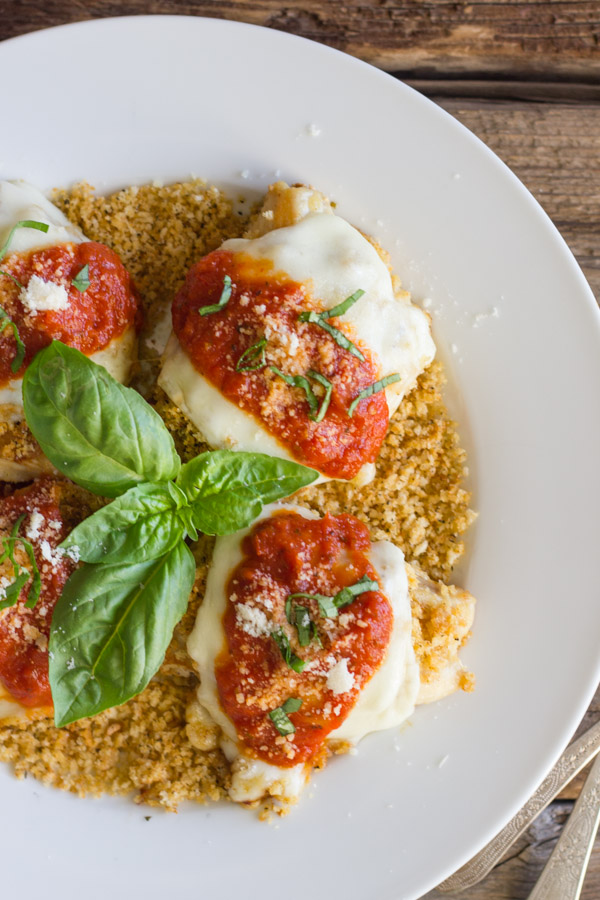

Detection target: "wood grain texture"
[438, 99, 600, 303]
[0, 0, 599, 79]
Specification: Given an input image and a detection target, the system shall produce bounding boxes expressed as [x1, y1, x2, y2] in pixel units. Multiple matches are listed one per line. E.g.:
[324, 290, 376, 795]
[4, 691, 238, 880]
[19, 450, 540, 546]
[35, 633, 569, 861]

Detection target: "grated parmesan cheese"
[235, 602, 271, 638]
[20, 275, 69, 315]
[326, 658, 355, 695]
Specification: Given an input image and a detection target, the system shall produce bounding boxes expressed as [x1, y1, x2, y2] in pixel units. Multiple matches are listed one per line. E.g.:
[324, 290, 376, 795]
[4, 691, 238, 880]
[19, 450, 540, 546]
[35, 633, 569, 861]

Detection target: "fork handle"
[527, 751, 600, 900]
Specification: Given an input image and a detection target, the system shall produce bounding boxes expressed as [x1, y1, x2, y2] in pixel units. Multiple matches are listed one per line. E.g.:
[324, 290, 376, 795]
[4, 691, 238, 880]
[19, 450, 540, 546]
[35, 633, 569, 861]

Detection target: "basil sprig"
[298, 289, 365, 361]
[285, 598, 319, 646]
[22, 341, 318, 727]
[0, 514, 42, 611]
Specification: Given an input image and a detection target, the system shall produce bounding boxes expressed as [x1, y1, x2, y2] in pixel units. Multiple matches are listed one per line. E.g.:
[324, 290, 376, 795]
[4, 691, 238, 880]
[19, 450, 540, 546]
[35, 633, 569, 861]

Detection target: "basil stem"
[236, 336, 267, 372]
[71, 263, 90, 293]
[347, 373, 401, 417]
[0, 268, 24, 290]
[271, 628, 306, 673]
[0, 305, 26, 373]
[199, 274, 232, 316]
[269, 697, 302, 735]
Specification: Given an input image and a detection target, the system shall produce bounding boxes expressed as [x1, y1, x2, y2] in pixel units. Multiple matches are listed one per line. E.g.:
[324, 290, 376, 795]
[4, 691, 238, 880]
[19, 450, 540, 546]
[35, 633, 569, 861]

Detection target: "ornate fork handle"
[527, 750, 600, 899]
[438, 718, 600, 893]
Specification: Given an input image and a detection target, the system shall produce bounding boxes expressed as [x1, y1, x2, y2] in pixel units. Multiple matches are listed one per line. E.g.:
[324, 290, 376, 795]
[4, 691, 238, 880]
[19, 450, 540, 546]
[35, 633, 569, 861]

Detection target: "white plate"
[1, 16, 599, 900]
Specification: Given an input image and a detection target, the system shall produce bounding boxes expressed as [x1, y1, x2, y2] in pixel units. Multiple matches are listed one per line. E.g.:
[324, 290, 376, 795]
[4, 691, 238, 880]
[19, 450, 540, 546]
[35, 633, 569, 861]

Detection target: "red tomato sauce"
[0, 241, 141, 386]
[215, 511, 393, 767]
[0, 479, 75, 709]
[172, 250, 389, 480]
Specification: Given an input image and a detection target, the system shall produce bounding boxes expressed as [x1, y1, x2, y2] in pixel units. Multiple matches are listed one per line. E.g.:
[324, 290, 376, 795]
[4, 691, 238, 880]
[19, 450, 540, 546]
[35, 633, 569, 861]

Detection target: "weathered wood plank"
[0, 0, 599, 80]
[425, 802, 600, 898]
[437, 100, 600, 303]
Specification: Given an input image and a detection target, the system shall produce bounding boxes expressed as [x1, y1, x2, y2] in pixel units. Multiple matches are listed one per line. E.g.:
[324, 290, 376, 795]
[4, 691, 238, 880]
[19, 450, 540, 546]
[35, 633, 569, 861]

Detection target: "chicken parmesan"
[159, 183, 435, 484]
[0, 181, 141, 481]
[187, 504, 474, 807]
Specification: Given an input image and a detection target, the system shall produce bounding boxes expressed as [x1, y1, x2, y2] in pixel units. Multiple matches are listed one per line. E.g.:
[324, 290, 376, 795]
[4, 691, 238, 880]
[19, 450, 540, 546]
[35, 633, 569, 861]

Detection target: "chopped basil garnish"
[270, 366, 319, 417]
[289, 574, 380, 619]
[323, 288, 365, 319]
[236, 336, 267, 372]
[71, 263, 90, 293]
[270, 366, 333, 422]
[306, 369, 332, 423]
[348, 373, 401, 417]
[298, 289, 365, 361]
[272, 627, 306, 673]
[0, 219, 49, 262]
[199, 274, 232, 316]
[0, 305, 26, 373]
[285, 600, 319, 647]
[269, 697, 303, 735]
[0, 513, 42, 611]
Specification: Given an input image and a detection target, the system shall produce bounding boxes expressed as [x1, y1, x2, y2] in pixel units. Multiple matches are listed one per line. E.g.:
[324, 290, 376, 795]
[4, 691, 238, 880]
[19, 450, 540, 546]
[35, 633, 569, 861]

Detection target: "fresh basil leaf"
[23, 341, 180, 497]
[60, 483, 184, 565]
[306, 369, 332, 423]
[176, 450, 318, 536]
[333, 575, 380, 609]
[71, 263, 90, 293]
[0, 513, 41, 609]
[49, 542, 196, 727]
[0, 571, 29, 611]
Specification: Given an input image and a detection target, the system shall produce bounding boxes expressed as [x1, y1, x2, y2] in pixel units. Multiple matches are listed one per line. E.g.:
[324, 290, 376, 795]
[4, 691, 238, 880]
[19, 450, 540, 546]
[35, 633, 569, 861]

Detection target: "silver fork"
[437, 718, 600, 893]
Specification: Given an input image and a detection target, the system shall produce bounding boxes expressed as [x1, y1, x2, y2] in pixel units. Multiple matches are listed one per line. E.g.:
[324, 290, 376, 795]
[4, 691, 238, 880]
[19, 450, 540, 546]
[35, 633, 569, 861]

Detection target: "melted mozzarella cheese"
[159, 211, 434, 484]
[0, 180, 85, 253]
[187, 503, 419, 806]
[222, 213, 435, 416]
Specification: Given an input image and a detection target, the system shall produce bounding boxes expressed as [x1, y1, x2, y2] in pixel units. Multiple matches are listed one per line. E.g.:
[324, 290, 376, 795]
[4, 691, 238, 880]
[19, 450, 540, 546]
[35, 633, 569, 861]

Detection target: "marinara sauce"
[172, 250, 389, 481]
[0, 241, 141, 386]
[0, 479, 75, 708]
[215, 511, 393, 768]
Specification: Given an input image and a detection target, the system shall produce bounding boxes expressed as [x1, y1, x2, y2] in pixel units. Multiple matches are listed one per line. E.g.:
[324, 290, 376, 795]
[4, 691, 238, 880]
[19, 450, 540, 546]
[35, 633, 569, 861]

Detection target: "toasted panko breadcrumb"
[0, 180, 476, 812]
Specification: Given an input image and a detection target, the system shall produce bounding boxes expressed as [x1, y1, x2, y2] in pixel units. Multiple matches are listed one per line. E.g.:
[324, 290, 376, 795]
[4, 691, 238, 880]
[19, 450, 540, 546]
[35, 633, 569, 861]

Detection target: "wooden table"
[1, 3, 598, 897]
